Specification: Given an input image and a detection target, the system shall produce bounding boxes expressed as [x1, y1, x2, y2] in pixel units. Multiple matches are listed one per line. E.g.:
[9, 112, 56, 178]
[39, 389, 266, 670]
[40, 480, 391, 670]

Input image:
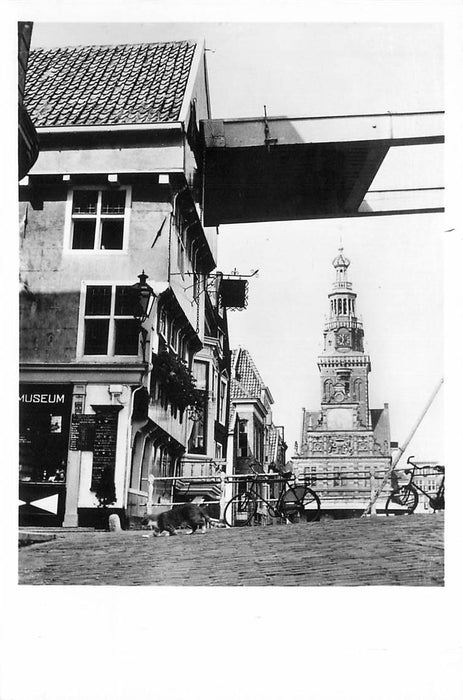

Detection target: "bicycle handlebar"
[248, 464, 295, 481]
[406, 455, 444, 472]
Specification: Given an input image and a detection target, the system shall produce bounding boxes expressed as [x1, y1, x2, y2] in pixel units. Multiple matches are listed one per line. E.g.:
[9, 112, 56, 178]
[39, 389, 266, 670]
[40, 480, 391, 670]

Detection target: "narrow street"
[18, 513, 444, 586]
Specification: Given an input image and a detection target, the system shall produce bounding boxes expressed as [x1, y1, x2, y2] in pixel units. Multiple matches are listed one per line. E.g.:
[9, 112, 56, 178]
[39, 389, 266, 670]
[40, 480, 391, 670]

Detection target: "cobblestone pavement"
[18, 513, 444, 586]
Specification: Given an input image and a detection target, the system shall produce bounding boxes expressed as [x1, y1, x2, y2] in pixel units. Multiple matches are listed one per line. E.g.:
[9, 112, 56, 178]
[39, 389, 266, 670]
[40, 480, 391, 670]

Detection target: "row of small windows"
[69, 189, 201, 270]
[324, 376, 362, 399]
[81, 285, 193, 360]
[331, 297, 355, 315]
[304, 466, 369, 488]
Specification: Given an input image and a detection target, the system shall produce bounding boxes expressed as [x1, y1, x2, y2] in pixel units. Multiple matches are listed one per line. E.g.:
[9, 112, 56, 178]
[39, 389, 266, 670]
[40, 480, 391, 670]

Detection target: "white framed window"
[173, 203, 189, 277]
[160, 449, 171, 478]
[212, 369, 218, 400]
[158, 308, 168, 340]
[78, 283, 140, 357]
[238, 419, 248, 458]
[215, 442, 223, 460]
[169, 322, 179, 352]
[218, 376, 228, 425]
[66, 186, 131, 251]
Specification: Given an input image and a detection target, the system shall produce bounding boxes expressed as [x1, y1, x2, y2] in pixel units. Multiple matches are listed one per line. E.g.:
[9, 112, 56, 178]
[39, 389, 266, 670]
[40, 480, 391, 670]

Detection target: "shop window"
[68, 187, 131, 251]
[19, 384, 72, 484]
[82, 284, 139, 356]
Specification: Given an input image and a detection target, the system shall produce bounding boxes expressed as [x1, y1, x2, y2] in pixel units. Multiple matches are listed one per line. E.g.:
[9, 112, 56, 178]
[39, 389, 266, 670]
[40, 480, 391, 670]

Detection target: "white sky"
[30, 21, 446, 461]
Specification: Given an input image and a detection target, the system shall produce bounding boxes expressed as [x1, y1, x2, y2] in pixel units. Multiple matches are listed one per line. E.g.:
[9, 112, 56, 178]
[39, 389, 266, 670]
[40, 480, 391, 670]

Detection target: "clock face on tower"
[336, 327, 351, 351]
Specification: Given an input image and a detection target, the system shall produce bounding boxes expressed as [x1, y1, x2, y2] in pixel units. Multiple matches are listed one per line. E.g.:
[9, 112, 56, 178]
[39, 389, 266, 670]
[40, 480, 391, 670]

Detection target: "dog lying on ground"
[141, 504, 212, 536]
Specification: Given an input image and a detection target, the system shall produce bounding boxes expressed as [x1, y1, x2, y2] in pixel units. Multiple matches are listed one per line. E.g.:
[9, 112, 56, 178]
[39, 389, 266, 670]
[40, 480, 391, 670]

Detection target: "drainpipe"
[124, 383, 146, 515]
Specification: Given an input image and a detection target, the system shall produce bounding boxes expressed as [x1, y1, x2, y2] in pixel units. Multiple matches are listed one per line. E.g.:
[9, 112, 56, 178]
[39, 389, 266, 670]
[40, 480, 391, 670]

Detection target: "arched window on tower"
[354, 378, 362, 401]
[343, 299, 347, 314]
[324, 379, 333, 401]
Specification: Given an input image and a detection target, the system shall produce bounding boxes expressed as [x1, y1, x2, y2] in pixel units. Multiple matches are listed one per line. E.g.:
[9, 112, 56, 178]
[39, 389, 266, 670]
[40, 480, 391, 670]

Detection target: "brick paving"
[18, 513, 444, 586]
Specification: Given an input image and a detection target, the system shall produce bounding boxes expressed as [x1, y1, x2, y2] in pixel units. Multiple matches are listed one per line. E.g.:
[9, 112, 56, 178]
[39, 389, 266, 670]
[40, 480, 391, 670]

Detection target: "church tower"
[320, 247, 370, 432]
[292, 248, 391, 515]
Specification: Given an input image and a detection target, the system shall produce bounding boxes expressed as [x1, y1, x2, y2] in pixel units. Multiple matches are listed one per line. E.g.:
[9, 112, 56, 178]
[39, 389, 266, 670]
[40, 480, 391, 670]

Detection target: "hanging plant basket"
[152, 351, 203, 413]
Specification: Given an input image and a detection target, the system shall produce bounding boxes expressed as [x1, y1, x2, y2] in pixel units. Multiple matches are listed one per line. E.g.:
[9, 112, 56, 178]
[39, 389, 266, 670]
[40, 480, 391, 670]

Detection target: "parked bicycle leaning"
[386, 455, 445, 516]
[224, 464, 321, 527]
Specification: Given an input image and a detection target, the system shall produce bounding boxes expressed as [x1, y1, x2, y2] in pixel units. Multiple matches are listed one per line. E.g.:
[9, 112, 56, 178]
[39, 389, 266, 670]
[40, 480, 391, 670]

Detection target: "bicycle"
[223, 465, 321, 527]
[385, 455, 445, 516]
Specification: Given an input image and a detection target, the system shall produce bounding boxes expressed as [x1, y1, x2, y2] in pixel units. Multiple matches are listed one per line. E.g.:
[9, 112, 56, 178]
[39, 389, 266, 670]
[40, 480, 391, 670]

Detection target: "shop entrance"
[19, 384, 72, 526]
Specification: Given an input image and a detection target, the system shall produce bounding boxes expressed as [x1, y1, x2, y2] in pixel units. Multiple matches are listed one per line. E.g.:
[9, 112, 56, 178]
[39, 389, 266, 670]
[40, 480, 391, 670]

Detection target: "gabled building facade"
[292, 249, 391, 516]
[225, 348, 287, 521]
[170, 272, 231, 518]
[19, 40, 232, 528]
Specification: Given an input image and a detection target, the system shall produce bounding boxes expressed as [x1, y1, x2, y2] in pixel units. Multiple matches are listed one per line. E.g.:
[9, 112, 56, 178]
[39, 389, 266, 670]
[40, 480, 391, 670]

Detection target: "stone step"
[19, 526, 95, 533]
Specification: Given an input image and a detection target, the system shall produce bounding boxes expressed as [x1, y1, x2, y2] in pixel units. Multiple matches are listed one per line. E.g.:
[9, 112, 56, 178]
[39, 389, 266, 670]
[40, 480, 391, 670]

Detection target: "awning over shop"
[200, 111, 444, 225]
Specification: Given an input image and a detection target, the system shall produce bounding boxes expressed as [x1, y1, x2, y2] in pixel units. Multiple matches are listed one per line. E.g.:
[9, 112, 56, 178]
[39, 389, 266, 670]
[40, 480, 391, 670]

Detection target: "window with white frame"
[188, 360, 209, 454]
[238, 419, 248, 458]
[82, 284, 139, 356]
[158, 307, 168, 340]
[218, 376, 228, 425]
[174, 205, 188, 276]
[68, 187, 131, 250]
[169, 322, 179, 352]
[160, 449, 171, 478]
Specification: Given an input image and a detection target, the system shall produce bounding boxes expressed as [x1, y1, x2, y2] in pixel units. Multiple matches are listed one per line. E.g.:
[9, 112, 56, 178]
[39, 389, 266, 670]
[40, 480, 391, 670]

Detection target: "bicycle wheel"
[385, 485, 418, 516]
[223, 493, 258, 527]
[280, 486, 320, 523]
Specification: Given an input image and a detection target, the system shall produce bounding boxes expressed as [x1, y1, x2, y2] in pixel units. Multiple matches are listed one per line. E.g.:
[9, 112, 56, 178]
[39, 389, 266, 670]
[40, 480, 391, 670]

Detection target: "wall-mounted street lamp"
[131, 271, 156, 362]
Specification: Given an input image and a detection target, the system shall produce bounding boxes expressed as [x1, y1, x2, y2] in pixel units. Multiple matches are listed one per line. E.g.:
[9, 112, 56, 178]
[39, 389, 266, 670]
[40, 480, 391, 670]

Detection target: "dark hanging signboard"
[90, 406, 122, 490]
[220, 278, 248, 310]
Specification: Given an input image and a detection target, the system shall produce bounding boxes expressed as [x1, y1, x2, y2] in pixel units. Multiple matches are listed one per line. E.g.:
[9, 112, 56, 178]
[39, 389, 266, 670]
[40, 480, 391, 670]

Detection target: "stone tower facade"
[292, 248, 391, 515]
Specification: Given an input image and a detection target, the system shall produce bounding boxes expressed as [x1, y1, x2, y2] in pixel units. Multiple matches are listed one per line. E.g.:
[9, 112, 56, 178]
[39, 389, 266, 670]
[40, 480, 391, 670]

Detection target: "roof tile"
[230, 348, 267, 400]
[25, 41, 197, 127]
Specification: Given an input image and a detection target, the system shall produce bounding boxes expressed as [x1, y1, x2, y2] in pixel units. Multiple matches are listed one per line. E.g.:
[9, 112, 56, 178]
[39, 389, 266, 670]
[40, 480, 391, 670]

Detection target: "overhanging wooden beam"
[202, 111, 444, 149]
[201, 111, 444, 225]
